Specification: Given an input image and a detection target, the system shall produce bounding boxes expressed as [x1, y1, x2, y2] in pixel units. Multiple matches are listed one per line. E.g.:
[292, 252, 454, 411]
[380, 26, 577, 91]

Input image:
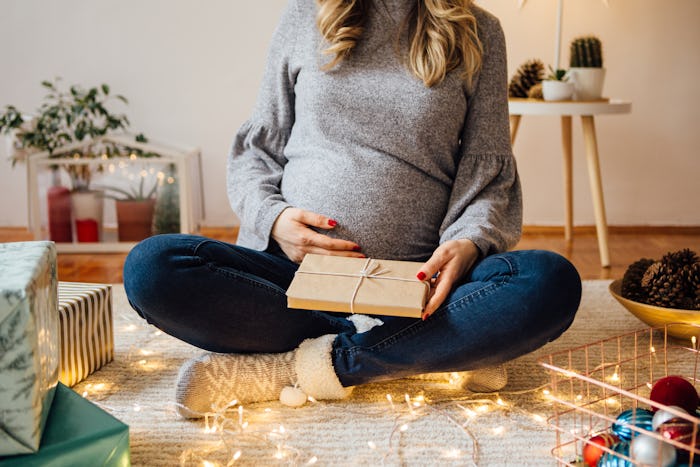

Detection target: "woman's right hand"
[271, 207, 364, 263]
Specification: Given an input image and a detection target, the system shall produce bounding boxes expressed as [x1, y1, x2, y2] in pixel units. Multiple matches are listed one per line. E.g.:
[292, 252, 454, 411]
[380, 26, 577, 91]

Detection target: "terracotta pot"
[115, 199, 156, 242]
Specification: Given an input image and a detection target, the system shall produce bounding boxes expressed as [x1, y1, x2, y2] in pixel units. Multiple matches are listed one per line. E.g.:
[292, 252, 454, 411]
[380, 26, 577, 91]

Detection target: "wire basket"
[539, 324, 700, 466]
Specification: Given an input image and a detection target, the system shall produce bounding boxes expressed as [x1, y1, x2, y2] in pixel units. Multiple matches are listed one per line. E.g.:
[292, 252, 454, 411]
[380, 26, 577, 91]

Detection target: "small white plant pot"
[542, 81, 575, 101]
[569, 67, 606, 101]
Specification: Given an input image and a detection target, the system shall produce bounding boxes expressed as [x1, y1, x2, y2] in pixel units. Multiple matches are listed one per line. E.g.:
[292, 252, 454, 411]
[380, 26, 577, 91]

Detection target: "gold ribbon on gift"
[295, 258, 431, 314]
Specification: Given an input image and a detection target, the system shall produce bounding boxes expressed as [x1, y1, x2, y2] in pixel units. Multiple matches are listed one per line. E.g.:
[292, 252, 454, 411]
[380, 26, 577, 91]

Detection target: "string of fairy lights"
[73, 308, 561, 465]
[73, 307, 700, 466]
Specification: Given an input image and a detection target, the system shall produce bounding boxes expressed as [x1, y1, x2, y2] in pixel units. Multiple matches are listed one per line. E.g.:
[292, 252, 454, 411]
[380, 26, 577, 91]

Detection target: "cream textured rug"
[74, 280, 648, 466]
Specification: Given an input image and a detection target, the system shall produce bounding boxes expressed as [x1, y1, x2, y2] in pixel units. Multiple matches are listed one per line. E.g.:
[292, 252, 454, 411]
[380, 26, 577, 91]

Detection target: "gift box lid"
[0, 383, 130, 467]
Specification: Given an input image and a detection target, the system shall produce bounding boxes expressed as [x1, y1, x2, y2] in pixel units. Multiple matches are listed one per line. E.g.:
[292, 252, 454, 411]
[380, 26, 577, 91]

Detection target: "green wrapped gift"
[0, 241, 59, 455]
[0, 383, 130, 466]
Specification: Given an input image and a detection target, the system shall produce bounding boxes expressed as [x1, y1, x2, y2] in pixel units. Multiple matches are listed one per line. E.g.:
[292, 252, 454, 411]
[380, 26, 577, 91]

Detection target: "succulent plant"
[546, 65, 569, 81]
[569, 36, 603, 68]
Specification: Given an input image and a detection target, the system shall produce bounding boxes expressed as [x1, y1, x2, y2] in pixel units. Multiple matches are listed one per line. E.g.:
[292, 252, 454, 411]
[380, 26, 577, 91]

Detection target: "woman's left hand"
[416, 239, 480, 320]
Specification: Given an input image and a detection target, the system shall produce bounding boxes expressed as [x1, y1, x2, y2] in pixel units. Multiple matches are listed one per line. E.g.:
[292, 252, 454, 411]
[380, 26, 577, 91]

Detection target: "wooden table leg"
[509, 115, 522, 146]
[561, 116, 573, 243]
[581, 116, 611, 268]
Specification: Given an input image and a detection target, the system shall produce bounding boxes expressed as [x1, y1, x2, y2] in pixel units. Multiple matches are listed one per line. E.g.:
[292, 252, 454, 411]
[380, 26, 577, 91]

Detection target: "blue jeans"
[123, 234, 581, 387]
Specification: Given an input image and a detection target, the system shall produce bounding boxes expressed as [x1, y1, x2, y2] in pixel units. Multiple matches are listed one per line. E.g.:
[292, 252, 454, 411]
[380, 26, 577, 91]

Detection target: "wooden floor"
[1, 226, 698, 283]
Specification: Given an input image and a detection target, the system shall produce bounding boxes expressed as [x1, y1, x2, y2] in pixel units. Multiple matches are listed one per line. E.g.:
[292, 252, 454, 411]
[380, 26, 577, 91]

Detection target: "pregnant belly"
[281, 159, 449, 261]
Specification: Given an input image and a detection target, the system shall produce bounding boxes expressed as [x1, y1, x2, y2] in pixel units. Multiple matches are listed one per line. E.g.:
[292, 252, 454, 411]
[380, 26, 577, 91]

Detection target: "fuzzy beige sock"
[409, 365, 508, 393]
[463, 365, 508, 393]
[175, 334, 353, 419]
[175, 350, 297, 418]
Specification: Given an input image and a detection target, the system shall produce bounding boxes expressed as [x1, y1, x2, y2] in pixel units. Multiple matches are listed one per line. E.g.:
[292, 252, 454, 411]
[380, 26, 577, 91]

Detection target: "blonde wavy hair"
[316, 0, 483, 88]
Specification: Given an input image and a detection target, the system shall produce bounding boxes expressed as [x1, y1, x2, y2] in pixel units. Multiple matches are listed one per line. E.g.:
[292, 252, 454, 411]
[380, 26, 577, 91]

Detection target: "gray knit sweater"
[228, 0, 522, 261]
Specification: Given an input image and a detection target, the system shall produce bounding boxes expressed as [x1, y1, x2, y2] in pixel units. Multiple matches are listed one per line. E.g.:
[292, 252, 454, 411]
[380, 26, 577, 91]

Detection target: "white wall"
[1, 0, 698, 227]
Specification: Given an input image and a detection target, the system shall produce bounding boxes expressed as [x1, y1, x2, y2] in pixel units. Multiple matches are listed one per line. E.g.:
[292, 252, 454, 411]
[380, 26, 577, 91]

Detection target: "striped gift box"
[58, 282, 114, 387]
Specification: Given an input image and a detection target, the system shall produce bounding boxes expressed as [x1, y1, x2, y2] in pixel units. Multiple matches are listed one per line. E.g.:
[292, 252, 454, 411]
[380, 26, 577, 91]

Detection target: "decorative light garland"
[76, 312, 564, 466]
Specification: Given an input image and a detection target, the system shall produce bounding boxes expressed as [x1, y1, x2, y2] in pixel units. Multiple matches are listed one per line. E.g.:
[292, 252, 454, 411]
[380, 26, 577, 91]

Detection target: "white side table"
[509, 99, 632, 268]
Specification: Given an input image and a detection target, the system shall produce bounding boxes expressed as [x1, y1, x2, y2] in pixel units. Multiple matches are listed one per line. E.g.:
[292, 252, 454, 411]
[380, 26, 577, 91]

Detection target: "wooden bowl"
[609, 280, 700, 340]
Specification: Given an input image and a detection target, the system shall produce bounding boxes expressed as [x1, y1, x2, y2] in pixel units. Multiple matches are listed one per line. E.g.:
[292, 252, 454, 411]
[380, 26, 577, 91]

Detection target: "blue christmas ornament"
[598, 441, 632, 467]
[611, 408, 654, 441]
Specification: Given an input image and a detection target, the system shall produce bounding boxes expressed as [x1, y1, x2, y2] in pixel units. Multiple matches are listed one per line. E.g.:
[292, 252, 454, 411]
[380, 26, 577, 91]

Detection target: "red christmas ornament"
[658, 417, 696, 444]
[658, 417, 700, 463]
[650, 376, 700, 414]
[583, 432, 619, 467]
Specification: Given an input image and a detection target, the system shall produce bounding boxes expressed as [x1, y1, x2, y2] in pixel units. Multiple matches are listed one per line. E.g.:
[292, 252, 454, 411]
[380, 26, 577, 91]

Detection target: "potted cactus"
[568, 36, 606, 100]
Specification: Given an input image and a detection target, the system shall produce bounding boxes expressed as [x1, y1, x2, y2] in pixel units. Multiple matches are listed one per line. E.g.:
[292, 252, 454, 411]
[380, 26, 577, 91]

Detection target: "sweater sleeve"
[439, 12, 523, 257]
[227, 0, 299, 250]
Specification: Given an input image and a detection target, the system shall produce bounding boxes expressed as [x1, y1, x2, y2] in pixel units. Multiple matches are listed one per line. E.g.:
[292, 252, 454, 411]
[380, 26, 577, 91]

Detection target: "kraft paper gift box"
[286, 254, 429, 318]
[0, 241, 59, 456]
[0, 382, 130, 467]
[57, 282, 114, 387]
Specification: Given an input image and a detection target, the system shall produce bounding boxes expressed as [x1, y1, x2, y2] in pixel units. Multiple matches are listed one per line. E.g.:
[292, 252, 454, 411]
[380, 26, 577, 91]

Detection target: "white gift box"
[58, 282, 114, 387]
[0, 241, 59, 456]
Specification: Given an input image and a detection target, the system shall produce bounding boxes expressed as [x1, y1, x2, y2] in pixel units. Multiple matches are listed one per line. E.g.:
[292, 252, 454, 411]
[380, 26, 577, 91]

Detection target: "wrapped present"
[0, 242, 59, 456]
[58, 282, 114, 387]
[0, 382, 130, 466]
[286, 254, 429, 318]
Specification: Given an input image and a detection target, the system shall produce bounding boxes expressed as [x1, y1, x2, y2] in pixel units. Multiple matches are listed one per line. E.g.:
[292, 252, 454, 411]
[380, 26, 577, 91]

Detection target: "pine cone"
[689, 262, 700, 289]
[645, 273, 686, 308]
[680, 261, 700, 286]
[621, 258, 655, 302]
[651, 249, 700, 309]
[528, 83, 543, 100]
[690, 262, 700, 310]
[508, 59, 545, 98]
[621, 250, 699, 309]
[641, 261, 663, 288]
[662, 248, 699, 271]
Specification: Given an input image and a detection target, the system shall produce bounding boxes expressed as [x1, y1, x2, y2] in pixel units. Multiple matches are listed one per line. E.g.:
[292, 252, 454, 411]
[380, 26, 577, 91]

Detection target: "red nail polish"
[353, 245, 361, 251]
[328, 219, 337, 227]
[416, 271, 426, 281]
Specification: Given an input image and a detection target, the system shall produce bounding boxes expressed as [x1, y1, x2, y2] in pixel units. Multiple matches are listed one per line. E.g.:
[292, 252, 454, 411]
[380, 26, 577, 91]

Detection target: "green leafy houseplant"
[0, 79, 150, 191]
